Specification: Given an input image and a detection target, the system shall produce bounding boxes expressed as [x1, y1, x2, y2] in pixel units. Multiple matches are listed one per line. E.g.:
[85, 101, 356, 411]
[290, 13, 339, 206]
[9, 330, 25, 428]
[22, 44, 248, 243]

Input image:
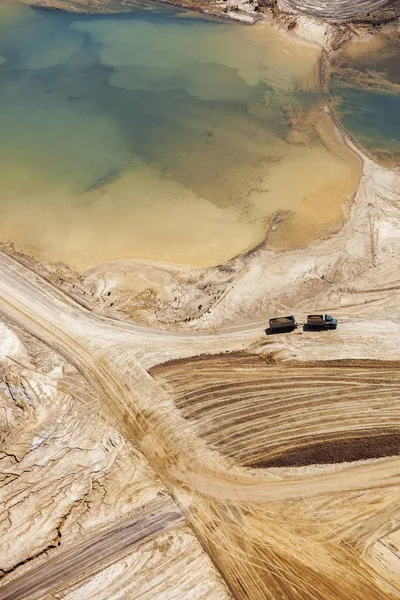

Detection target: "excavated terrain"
[1, 221, 400, 599]
[278, 0, 398, 20]
[151, 352, 400, 467]
[0, 318, 230, 600]
[16, 0, 400, 26]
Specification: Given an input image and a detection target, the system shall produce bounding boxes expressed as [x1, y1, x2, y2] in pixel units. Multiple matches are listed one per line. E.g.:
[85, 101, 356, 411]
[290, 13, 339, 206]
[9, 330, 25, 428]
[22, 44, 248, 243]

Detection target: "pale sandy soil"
[0, 318, 231, 600]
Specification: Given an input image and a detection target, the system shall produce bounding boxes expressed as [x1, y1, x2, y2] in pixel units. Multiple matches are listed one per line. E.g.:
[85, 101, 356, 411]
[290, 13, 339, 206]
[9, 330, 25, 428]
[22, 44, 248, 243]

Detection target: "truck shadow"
[303, 324, 336, 331]
[302, 324, 324, 332]
[265, 328, 296, 336]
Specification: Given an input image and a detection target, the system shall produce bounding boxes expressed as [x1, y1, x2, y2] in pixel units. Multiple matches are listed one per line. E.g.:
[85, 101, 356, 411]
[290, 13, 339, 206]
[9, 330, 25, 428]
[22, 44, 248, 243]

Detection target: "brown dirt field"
[254, 432, 400, 467]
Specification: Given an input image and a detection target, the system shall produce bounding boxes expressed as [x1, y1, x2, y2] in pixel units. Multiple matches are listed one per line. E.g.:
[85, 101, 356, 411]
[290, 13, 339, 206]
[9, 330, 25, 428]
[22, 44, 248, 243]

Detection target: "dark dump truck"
[269, 316, 298, 332]
[306, 314, 338, 329]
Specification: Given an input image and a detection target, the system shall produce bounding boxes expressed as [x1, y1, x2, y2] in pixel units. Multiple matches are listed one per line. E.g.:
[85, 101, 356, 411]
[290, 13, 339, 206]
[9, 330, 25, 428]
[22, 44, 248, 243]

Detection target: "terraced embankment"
[149, 349, 400, 600]
[151, 353, 400, 468]
[278, 0, 395, 19]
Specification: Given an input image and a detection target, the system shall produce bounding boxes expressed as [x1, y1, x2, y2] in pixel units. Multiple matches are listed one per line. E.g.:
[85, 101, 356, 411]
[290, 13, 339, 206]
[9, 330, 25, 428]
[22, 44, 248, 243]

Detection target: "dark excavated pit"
[249, 431, 400, 468]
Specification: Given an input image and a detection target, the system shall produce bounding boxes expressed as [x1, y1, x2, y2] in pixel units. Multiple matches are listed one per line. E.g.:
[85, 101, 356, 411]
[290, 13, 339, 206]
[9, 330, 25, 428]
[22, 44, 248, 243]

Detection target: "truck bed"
[269, 316, 296, 329]
[307, 315, 325, 324]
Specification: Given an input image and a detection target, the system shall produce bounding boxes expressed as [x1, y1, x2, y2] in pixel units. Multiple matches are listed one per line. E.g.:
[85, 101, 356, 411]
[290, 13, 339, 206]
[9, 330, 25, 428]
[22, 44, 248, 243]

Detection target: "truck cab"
[306, 314, 337, 329]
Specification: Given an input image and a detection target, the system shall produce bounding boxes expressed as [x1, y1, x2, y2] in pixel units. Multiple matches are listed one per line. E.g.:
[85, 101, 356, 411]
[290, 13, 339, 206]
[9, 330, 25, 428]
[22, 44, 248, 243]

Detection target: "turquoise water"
[332, 86, 400, 163]
[0, 3, 360, 266]
[330, 33, 400, 165]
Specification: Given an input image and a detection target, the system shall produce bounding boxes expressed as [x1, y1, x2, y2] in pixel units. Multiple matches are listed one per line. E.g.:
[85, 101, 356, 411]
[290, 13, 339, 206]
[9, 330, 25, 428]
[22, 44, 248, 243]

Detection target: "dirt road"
[0, 496, 184, 600]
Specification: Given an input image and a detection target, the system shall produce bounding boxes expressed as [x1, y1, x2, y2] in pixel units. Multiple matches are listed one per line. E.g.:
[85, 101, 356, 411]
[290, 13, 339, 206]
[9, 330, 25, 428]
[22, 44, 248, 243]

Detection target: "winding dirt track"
[0, 248, 400, 599]
[0, 496, 184, 600]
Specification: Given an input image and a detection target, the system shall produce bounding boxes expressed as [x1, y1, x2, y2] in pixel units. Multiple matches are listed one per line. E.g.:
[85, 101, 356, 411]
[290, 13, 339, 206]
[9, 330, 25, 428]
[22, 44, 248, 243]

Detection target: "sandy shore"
[68, 106, 395, 331]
